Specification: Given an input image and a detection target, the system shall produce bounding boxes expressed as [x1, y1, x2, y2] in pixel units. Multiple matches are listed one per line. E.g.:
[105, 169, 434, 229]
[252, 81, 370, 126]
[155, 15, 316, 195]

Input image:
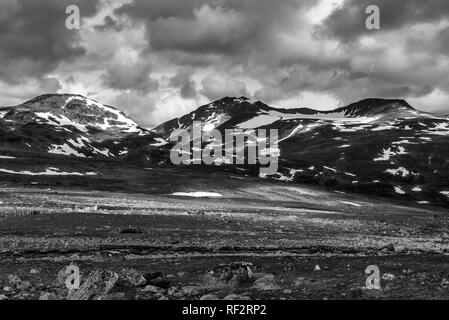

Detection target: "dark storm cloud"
[116, 0, 315, 56]
[102, 60, 159, 94]
[169, 69, 197, 99]
[1, 0, 448, 117]
[0, 0, 100, 83]
[98, 0, 449, 113]
[320, 0, 449, 41]
[115, 0, 205, 20]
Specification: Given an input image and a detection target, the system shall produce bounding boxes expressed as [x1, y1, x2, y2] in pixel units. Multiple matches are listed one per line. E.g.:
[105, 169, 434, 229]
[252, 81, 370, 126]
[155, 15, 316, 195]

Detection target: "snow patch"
[340, 201, 362, 207]
[0, 168, 97, 176]
[48, 144, 86, 157]
[274, 168, 304, 182]
[237, 109, 379, 130]
[386, 167, 416, 177]
[171, 192, 223, 198]
[323, 166, 337, 173]
[203, 112, 230, 132]
[374, 147, 408, 161]
[278, 124, 304, 143]
[151, 137, 168, 147]
[394, 186, 406, 195]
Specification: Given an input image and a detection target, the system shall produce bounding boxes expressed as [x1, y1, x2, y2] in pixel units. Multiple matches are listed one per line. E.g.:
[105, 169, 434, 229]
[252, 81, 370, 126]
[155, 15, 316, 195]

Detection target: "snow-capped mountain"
[0, 94, 167, 160]
[154, 97, 435, 138]
[1, 94, 448, 207]
[155, 97, 449, 207]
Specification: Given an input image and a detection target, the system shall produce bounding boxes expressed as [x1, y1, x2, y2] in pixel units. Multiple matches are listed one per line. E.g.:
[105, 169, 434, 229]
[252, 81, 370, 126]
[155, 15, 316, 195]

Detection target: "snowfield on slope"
[171, 192, 224, 198]
[0, 168, 97, 176]
[237, 110, 380, 129]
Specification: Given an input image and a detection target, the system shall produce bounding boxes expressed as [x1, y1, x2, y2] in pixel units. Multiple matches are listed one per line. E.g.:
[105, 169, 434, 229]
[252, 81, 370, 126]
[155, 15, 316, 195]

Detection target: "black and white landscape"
[1, 0, 449, 302]
[0, 94, 449, 300]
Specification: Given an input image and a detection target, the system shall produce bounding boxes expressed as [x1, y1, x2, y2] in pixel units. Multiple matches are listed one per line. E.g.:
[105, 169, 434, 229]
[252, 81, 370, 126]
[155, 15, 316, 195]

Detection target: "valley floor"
[0, 173, 449, 300]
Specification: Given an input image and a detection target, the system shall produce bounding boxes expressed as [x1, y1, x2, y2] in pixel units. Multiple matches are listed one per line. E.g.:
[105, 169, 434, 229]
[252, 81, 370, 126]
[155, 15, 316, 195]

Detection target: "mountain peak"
[2, 93, 146, 136]
[353, 98, 414, 109]
[336, 98, 416, 118]
[25, 93, 86, 103]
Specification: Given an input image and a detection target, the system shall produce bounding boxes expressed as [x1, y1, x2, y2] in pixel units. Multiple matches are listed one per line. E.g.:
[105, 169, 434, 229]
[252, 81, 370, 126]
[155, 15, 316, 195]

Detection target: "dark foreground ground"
[0, 162, 449, 300]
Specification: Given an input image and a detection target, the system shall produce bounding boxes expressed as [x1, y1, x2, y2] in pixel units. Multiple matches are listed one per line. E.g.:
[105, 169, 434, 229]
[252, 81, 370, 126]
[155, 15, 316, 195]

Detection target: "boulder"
[120, 268, 146, 287]
[204, 262, 254, 289]
[251, 274, 281, 291]
[142, 285, 165, 294]
[144, 272, 171, 289]
[180, 285, 206, 297]
[67, 270, 119, 300]
[8, 275, 31, 290]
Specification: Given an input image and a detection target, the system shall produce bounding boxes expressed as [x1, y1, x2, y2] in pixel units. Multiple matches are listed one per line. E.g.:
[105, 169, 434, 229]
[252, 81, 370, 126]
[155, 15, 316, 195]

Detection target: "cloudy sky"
[1, 0, 449, 126]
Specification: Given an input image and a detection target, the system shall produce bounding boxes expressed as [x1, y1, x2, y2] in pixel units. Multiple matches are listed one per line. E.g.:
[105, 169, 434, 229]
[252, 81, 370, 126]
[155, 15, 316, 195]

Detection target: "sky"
[0, 0, 449, 127]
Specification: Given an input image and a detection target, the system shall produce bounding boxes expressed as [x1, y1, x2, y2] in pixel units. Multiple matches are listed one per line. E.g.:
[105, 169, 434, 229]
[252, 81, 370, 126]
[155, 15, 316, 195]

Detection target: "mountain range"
[1, 94, 448, 208]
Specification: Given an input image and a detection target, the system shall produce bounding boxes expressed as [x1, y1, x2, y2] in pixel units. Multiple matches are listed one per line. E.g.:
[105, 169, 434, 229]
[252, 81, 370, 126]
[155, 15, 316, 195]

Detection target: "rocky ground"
[0, 171, 449, 300]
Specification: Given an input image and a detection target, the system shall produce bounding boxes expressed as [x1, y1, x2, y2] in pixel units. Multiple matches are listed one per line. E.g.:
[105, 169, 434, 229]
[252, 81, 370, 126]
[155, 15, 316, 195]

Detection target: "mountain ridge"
[152, 95, 449, 208]
[1, 93, 449, 208]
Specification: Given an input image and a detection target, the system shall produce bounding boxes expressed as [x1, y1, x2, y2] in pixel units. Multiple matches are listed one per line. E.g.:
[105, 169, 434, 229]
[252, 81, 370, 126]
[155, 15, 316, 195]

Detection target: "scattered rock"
[8, 275, 31, 290]
[204, 262, 254, 289]
[200, 294, 219, 300]
[166, 287, 183, 299]
[158, 296, 169, 300]
[382, 273, 396, 281]
[39, 292, 59, 300]
[294, 277, 306, 287]
[441, 279, 449, 289]
[144, 272, 171, 289]
[314, 265, 321, 272]
[167, 287, 178, 295]
[380, 243, 395, 253]
[283, 289, 292, 294]
[30, 269, 40, 275]
[180, 286, 206, 297]
[223, 294, 251, 300]
[103, 292, 126, 300]
[251, 274, 281, 291]
[8, 275, 21, 286]
[402, 269, 413, 274]
[0, 294, 8, 300]
[67, 270, 119, 300]
[142, 285, 165, 294]
[120, 268, 146, 287]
